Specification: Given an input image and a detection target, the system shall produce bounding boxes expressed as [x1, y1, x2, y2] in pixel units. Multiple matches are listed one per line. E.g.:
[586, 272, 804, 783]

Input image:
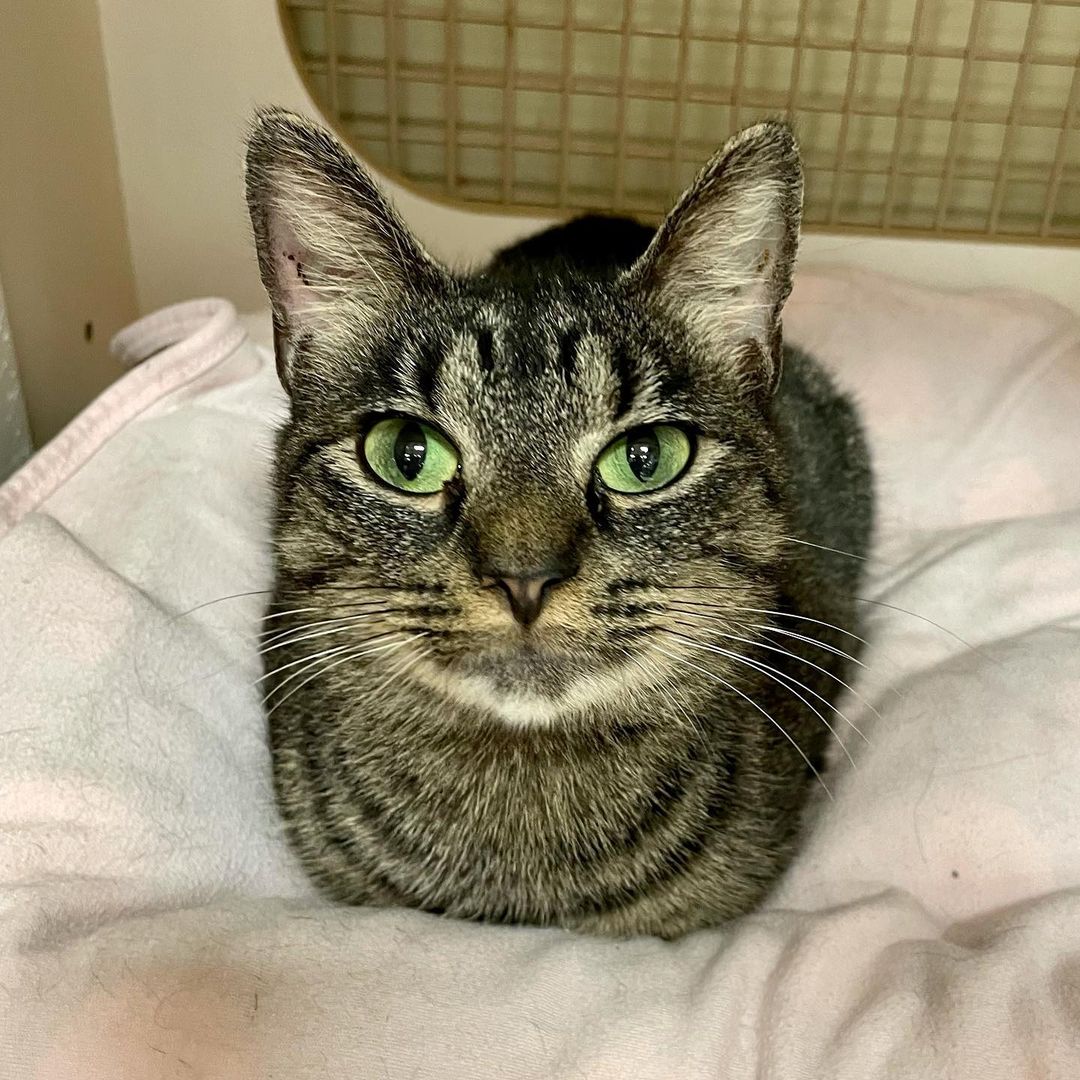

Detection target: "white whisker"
[267, 634, 422, 717]
[648, 642, 832, 799]
[664, 630, 856, 770]
[668, 609, 877, 735]
[855, 596, 985, 658]
[730, 605, 873, 651]
[720, 604, 905, 698]
[256, 641, 356, 687]
[260, 605, 324, 623]
[259, 610, 394, 653]
[173, 589, 272, 619]
[369, 641, 432, 698]
[260, 599, 390, 627]
[781, 536, 868, 563]
[752, 623, 867, 670]
[620, 647, 703, 739]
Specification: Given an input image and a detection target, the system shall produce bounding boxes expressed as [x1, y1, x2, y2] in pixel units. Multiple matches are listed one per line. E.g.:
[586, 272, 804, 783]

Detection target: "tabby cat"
[245, 108, 873, 938]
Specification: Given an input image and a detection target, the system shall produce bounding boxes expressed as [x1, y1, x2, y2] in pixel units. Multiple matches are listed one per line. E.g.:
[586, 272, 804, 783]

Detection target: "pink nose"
[483, 572, 566, 626]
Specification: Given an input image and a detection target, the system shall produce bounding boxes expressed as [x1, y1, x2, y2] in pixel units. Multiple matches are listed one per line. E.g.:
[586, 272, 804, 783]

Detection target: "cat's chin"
[414, 639, 651, 728]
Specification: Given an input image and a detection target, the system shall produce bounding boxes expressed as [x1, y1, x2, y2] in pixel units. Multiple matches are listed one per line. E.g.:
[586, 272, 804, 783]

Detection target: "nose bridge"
[467, 484, 583, 578]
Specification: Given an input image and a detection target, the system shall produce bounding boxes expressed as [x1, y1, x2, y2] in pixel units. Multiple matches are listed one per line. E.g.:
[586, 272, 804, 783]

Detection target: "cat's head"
[246, 109, 801, 727]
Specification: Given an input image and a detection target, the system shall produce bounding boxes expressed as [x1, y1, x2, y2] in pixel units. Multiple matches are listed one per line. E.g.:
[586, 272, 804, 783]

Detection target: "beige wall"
[0, 0, 138, 444]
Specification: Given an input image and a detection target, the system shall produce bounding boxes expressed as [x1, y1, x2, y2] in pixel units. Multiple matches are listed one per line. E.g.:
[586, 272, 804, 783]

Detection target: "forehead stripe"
[557, 327, 580, 384]
[413, 337, 444, 408]
[476, 327, 495, 373]
[612, 342, 637, 419]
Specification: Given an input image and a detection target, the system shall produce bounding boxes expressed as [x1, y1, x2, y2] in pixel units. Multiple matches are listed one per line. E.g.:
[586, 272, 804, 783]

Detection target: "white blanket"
[2, 269, 1079, 1078]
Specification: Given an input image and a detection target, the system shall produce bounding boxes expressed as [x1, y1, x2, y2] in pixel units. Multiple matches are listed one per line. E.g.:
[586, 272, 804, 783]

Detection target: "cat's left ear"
[625, 121, 802, 398]
[245, 108, 447, 387]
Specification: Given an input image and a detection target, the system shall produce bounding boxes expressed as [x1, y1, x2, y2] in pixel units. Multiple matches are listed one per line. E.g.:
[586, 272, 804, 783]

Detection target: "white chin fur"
[411, 655, 652, 728]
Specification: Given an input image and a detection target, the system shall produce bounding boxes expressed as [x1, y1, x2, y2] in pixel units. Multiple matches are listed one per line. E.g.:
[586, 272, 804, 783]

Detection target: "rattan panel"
[281, 0, 1080, 243]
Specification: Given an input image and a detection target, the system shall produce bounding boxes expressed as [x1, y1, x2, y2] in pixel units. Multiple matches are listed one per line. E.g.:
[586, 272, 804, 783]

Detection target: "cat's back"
[772, 345, 874, 593]
[488, 214, 655, 280]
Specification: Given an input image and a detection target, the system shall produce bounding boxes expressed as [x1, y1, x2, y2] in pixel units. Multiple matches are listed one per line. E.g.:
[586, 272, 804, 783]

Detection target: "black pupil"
[625, 427, 660, 480]
[394, 421, 427, 480]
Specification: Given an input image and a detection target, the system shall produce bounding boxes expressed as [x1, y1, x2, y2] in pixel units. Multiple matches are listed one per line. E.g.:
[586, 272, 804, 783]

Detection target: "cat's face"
[247, 110, 801, 725]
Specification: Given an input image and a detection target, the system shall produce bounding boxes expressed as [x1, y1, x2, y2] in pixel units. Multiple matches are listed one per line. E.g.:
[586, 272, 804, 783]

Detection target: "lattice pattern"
[280, 0, 1080, 242]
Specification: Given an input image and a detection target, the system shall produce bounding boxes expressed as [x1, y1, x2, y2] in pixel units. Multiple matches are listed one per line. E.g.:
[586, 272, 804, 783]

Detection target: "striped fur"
[245, 110, 873, 937]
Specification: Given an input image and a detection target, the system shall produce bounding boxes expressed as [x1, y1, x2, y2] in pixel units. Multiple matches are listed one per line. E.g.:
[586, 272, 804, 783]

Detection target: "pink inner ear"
[281, 249, 311, 287]
[268, 212, 318, 320]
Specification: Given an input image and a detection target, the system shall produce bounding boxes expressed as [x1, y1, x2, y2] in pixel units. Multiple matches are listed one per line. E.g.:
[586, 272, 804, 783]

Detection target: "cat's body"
[248, 113, 873, 937]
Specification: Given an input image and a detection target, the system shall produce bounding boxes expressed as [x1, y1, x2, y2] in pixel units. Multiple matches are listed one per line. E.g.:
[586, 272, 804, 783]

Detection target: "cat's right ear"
[624, 121, 802, 400]
[245, 108, 445, 389]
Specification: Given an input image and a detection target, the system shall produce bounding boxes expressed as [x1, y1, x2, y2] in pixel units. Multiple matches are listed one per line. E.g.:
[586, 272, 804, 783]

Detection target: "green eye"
[596, 424, 692, 494]
[362, 417, 460, 494]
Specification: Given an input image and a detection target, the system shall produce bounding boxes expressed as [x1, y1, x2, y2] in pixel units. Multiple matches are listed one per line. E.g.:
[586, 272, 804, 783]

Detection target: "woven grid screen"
[281, 0, 1080, 243]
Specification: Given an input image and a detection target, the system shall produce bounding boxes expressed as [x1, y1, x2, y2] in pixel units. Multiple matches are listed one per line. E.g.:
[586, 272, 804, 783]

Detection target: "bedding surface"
[1, 269, 1079, 1078]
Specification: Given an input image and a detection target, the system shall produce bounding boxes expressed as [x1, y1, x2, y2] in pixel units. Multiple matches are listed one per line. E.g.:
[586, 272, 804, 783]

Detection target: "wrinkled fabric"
[1, 270, 1078, 1078]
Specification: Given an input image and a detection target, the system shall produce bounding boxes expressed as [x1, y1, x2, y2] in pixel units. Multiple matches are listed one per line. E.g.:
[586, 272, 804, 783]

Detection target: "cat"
[245, 108, 873, 938]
